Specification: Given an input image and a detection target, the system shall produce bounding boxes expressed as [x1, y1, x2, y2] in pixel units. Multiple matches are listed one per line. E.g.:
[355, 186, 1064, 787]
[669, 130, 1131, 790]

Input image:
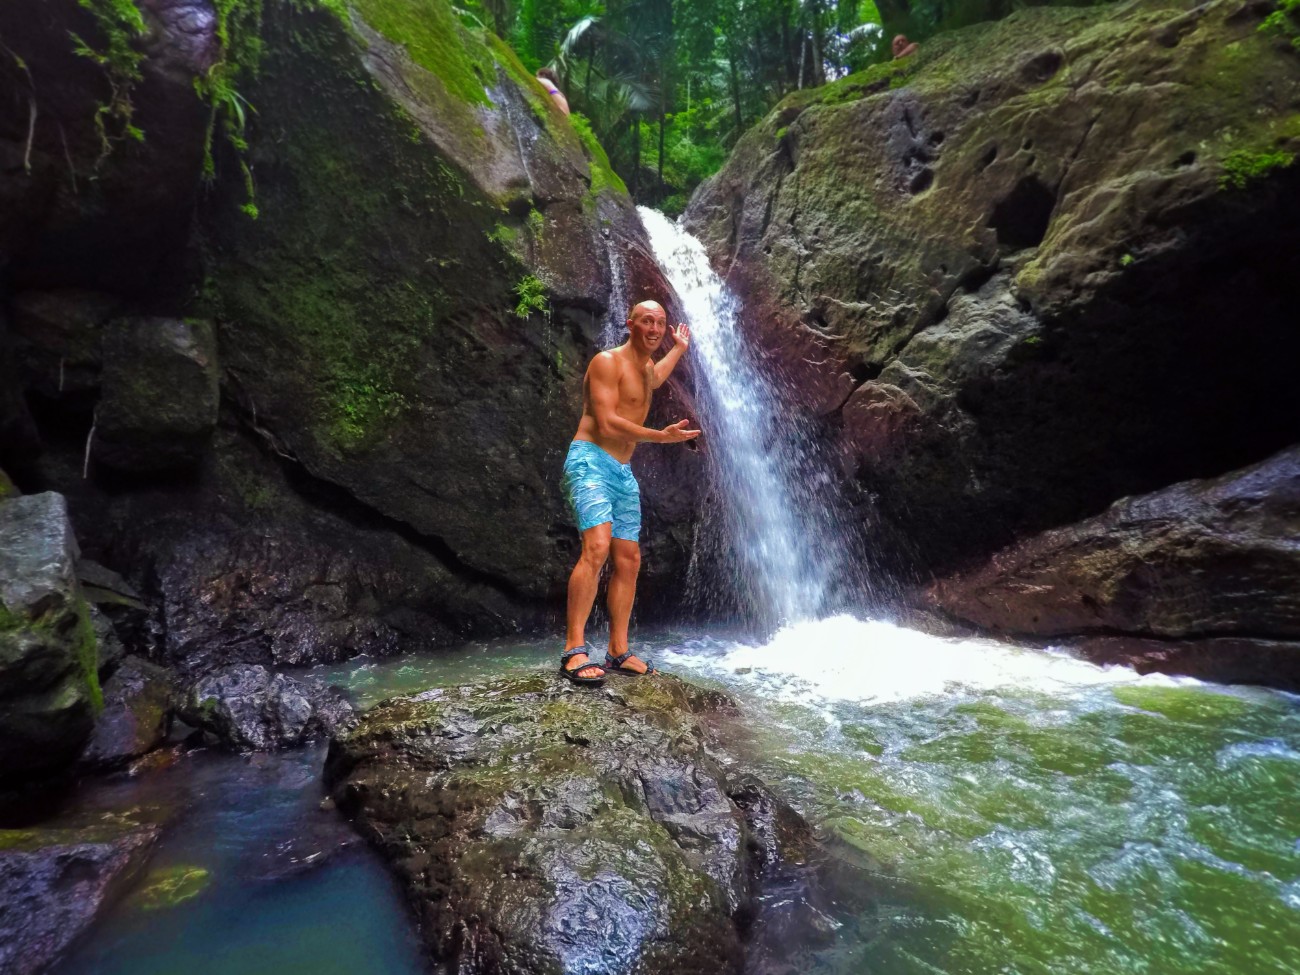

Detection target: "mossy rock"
[201, 0, 670, 604]
[131, 864, 211, 911]
[0, 492, 101, 779]
[326, 672, 798, 973]
[685, 0, 1300, 578]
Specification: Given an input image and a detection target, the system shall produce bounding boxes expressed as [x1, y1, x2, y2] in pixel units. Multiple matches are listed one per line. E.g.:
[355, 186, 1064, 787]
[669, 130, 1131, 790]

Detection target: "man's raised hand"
[671, 324, 691, 351]
[659, 418, 700, 443]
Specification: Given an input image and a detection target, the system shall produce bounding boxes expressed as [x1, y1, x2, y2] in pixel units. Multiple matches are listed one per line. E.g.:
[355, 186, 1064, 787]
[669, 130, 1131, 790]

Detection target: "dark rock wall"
[685, 0, 1300, 578]
[0, 0, 697, 673]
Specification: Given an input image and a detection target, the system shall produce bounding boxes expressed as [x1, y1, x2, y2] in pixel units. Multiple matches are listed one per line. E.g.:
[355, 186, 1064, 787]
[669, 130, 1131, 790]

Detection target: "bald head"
[628, 300, 664, 320]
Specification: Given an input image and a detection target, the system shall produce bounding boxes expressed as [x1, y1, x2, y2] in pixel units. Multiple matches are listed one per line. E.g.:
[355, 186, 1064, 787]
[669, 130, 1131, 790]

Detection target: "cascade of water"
[637, 207, 868, 629]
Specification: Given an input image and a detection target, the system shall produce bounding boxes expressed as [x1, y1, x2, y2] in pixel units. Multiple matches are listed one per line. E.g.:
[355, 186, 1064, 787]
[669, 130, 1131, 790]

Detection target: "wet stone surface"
[325, 672, 810, 975]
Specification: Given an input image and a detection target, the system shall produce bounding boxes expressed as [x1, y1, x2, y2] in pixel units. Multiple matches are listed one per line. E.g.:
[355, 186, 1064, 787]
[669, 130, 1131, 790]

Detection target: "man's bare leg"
[606, 538, 650, 673]
[564, 522, 611, 678]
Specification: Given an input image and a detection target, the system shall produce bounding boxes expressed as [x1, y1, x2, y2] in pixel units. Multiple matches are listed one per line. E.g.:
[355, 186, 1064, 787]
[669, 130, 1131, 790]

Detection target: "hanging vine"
[68, 0, 147, 166]
[195, 0, 265, 218]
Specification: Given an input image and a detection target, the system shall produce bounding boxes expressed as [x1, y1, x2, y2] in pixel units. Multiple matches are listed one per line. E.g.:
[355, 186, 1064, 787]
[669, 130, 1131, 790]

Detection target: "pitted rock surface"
[0, 492, 99, 778]
[325, 673, 803, 974]
[685, 0, 1300, 573]
[182, 663, 355, 751]
[0, 821, 159, 975]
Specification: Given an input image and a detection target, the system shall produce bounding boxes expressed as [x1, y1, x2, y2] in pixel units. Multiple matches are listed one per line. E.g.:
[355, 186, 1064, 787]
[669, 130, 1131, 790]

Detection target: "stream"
[53, 621, 1300, 975]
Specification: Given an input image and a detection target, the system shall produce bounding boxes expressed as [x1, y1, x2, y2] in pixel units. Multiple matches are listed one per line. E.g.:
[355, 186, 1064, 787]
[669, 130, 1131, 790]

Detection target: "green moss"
[526, 206, 544, 237]
[0, 468, 18, 499]
[487, 221, 519, 246]
[73, 595, 104, 715]
[1219, 147, 1296, 189]
[1260, 0, 1300, 49]
[571, 112, 627, 197]
[0, 830, 38, 851]
[134, 865, 212, 910]
[1119, 252, 1135, 267]
[344, 0, 491, 107]
[70, 0, 147, 163]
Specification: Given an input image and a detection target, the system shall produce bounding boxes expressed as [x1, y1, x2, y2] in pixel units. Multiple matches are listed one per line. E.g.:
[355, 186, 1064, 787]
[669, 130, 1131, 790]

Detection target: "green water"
[54, 746, 426, 975]
[316, 622, 1300, 975]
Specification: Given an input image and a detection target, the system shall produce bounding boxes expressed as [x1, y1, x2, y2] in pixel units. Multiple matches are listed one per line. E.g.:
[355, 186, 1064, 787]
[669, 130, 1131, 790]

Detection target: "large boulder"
[92, 316, 219, 473]
[81, 655, 177, 768]
[0, 822, 159, 975]
[924, 447, 1300, 684]
[202, 0, 686, 604]
[1, 0, 698, 669]
[685, 0, 1300, 573]
[180, 663, 354, 751]
[325, 673, 807, 974]
[8, 290, 121, 406]
[0, 492, 101, 778]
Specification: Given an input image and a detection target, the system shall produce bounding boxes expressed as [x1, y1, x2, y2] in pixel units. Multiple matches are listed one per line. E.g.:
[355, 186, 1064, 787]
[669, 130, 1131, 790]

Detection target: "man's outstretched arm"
[652, 325, 691, 389]
[590, 353, 699, 443]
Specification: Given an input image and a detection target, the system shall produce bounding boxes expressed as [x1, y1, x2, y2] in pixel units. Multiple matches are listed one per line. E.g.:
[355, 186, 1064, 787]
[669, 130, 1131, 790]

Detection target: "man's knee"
[580, 533, 611, 568]
[611, 543, 641, 575]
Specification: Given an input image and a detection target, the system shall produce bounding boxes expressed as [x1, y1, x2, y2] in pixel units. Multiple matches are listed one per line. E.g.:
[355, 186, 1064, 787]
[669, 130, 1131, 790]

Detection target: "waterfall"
[637, 207, 869, 630]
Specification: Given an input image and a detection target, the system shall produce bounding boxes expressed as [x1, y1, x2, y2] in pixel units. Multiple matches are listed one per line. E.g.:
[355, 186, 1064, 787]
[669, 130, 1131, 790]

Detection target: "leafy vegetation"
[513, 274, 549, 318]
[195, 0, 265, 218]
[1220, 147, 1297, 189]
[452, 0, 1111, 211]
[69, 0, 147, 164]
[1260, 0, 1300, 49]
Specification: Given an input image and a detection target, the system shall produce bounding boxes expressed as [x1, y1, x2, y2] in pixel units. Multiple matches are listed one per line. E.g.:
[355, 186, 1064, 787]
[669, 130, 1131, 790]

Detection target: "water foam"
[661, 614, 1172, 705]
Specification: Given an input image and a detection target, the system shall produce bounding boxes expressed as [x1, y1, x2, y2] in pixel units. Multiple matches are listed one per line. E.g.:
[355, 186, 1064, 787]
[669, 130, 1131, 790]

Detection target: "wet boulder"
[0, 305, 38, 456]
[924, 447, 1300, 684]
[685, 0, 1300, 574]
[181, 663, 355, 751]
[326, 673, 799, 974]
[0, 821, 159, 975]
[0, 492, 101, 778]
[92, 316, 219, 474]
[9, 290, 121, 404]
[82, 655, 178, 769]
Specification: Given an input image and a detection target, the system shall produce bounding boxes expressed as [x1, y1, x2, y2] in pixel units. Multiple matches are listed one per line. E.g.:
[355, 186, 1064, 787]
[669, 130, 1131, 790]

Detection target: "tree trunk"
[657, 113, 666, 189]
[875, 0, 913, 39]
[727, 40, 743, 140]
[631, 112, 641, 199]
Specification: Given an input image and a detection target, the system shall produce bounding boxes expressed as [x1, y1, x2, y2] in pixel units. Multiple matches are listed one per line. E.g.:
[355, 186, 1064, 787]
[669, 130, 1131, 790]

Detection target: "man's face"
[628, 304, 667, 351]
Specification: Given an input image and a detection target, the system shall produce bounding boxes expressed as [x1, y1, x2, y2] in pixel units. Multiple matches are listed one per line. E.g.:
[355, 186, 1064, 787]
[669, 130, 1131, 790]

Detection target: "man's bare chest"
[618, 364, 652, 418]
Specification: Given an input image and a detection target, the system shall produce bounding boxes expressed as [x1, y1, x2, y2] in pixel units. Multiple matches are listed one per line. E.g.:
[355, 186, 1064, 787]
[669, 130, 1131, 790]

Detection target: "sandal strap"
[605, 650, 633, 667]
[561, 647, 601, 670]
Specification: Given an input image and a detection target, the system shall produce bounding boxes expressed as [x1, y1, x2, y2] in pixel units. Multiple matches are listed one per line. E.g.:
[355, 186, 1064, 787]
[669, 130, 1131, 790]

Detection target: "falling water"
[637, 207, 865, 629]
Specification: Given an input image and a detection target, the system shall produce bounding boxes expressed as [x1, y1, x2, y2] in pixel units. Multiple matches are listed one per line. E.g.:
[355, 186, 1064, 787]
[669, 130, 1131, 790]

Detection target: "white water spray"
[638, 207, 863, 628]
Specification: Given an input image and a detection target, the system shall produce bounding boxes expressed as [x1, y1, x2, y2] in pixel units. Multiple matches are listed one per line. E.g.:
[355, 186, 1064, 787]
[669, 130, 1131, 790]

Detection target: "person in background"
[892, 34, 919, 59]
[536, 68, 570, 115]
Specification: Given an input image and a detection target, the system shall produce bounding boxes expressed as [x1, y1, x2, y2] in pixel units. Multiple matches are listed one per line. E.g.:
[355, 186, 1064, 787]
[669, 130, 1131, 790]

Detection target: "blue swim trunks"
[561, 440, 642, 541]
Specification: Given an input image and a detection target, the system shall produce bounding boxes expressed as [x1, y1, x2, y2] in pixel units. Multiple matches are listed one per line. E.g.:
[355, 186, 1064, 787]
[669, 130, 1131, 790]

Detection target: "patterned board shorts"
[561, 440, 642, 542]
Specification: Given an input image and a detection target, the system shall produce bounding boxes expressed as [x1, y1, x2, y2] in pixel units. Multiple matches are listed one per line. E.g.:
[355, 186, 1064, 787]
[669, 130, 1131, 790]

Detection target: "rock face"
[181, 663, 354, 750]
[93, 317, 219, 473]
[0, 822, 158, 975]
[925, 447, 1300, 684]
[685, 0, 1300, 573]
[0, 0, 699, 668]
[0, 493, 100, 778]
[326, 674, 806, 974]
[81, 655, 177, 768]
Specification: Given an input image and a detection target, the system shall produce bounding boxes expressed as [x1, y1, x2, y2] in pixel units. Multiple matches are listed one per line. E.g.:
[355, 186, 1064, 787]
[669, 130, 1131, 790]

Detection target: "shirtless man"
[559, 300, 699, 684]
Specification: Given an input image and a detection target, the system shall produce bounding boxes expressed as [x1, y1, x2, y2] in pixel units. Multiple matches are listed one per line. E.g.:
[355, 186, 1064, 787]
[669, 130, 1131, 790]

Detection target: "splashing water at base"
[656, 617, 1300, 975]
